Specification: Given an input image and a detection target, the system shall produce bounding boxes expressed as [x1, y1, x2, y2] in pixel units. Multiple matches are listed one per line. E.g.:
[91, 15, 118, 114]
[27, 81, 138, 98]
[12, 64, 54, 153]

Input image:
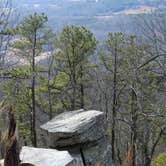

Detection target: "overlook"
[0, 0, 165, 166]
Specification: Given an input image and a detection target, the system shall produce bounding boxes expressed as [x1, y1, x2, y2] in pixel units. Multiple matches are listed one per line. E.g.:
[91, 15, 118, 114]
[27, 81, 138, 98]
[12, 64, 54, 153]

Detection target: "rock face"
[40, 109, 105, 147]
[0, 159, 4, 166]
[20, 147, 78, 166]
[40, 109, 112, 166]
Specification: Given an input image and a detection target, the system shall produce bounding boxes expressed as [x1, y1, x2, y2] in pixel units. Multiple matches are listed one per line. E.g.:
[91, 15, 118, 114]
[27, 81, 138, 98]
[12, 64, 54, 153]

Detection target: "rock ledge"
[20, 146, 77, 166]
[40, 109, 112, 166]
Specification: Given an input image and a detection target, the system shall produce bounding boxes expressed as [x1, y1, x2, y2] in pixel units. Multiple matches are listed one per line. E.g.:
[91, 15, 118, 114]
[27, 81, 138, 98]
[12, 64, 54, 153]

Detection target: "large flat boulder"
[40, 109, 106, 148]
[20, 147, 77, 166]
[40, 109, 112, 165]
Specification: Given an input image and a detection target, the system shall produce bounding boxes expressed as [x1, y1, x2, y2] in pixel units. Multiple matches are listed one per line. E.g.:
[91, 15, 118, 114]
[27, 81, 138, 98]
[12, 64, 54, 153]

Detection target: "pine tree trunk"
[131, 87, 137, 166]
[48, 68, 53, 120]
[31, 32, 37, 147]
[80, 65, 84, 109]
[71, 53, 77, 111]
[112, 40, 118, 163]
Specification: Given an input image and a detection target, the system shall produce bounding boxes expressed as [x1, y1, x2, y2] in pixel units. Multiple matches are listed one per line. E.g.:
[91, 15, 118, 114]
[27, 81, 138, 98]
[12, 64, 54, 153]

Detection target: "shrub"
[152, 153, 166, 166]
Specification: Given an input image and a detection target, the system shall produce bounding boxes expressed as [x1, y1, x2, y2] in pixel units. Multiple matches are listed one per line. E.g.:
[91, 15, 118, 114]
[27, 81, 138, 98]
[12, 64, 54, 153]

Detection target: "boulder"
[40, 109, 112, 166]
[20, 147, 78, 166]
[0, 159, 4, 166]
[40, 109, 106, 148]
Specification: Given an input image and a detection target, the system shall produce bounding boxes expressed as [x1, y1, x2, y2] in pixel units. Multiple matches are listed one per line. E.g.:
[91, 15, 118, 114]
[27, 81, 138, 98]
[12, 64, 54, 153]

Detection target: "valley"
[12, 0, 166, 39]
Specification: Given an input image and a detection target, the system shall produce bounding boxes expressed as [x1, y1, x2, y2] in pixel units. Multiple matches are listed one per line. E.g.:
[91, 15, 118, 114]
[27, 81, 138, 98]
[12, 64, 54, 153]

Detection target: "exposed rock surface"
[40, 109, 112, 166]
[3, 50, 52, 68]
[0, 159, 4, 166]
[20, 147, 78, 166]
[40, 109, 105, 147]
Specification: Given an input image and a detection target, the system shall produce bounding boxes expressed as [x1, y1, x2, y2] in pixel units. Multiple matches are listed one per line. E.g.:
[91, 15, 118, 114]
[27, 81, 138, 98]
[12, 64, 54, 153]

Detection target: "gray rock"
[0, 159, 4, 166]
[82, 137, 112, 166]
[40, 109, 106, 148]
[40, 109, 112, 166]
[20, 146, 78, 166]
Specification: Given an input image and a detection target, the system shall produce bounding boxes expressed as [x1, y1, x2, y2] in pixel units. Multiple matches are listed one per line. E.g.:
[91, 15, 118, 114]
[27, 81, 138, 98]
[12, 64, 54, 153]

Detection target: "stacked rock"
[40, 109, 112, 166]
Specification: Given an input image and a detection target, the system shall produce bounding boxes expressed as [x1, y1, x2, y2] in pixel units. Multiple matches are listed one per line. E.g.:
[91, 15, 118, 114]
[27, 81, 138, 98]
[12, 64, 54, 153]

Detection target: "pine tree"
[55, 25, 97, 110]
[10, 13, 50, 147]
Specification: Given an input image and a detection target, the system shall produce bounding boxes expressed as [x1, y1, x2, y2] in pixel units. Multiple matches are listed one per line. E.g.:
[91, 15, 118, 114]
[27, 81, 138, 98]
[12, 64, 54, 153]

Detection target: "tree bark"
[48, 66, 53, 120]
[111, 39, 118, 163]
[130, 87, 138, 166]
[71, 46, 77, 110]
[31, 31, 37, 147]
[4, 106, 20, 166]
[80, 65, 84, 109]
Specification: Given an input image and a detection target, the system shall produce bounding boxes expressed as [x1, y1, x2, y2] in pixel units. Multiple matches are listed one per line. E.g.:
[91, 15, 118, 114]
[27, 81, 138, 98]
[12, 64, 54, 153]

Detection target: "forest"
[0, 0, 166, 166]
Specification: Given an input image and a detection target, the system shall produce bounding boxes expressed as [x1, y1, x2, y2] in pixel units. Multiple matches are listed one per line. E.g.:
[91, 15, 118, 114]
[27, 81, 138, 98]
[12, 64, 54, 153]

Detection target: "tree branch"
[137, 53, 166, 70]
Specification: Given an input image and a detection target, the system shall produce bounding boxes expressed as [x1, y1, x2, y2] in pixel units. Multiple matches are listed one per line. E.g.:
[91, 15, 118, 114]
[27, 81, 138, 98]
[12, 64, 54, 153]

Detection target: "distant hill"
[13, 0, 165, 16]
[13, 0, 166, 40]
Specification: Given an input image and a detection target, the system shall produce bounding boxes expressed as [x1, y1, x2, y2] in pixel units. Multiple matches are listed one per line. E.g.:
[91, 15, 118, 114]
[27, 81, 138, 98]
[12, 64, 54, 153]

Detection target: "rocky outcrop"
[40, 109, 112, 166]
[0, 159, 4, 166]
[40, 109, 105, 147]
[20, 147, 78, 166]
